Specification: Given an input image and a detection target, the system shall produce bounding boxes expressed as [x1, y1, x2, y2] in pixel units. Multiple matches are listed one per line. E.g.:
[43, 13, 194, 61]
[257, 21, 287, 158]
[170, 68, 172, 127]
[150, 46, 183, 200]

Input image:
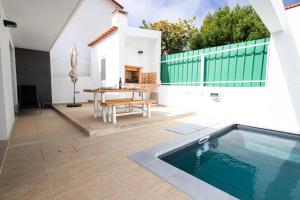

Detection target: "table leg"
[108, 106, 112, 122]
[142, 92, 145, 100]
[97, 93, 103, 117]
[102, 93, 106, 103]
[93, 92, 98, 118]
[112, 106, 116, 124]
[143, 103, 146, 117]
[103, 107, 107, 122]
[147, 103, 151, 118]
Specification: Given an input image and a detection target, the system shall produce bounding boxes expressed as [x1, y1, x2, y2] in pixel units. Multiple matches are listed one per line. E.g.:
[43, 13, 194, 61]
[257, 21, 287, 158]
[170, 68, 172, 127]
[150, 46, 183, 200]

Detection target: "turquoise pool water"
[161, 129, 300, 200]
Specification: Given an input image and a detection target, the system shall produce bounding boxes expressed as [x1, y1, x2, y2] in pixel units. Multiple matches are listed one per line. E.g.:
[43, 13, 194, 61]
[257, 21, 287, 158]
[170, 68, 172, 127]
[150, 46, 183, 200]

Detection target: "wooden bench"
[96, 98, 132, 117]
[100, 99, 152, 124]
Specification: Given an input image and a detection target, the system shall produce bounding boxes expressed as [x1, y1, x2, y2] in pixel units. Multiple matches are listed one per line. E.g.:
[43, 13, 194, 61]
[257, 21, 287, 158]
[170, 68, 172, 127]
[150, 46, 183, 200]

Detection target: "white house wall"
[91, 31, 120, 87]
[0, 0, 16, 139]
[124, 37, 151, 72]
[122, 27, 161, 83]
[286, 7, 300, 52]
[91, 26, 161, 86]
[50, 0, 117, 103]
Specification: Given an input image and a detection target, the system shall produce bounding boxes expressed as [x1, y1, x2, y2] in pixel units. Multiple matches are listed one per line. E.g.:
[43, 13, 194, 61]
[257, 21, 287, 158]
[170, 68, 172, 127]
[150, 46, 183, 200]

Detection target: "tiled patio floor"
[0, 109, 192, 200]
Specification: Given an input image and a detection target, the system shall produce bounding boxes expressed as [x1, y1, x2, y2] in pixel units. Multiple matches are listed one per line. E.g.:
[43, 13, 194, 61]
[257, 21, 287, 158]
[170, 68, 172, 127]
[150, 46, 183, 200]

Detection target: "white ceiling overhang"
[2, 0, 82, 51]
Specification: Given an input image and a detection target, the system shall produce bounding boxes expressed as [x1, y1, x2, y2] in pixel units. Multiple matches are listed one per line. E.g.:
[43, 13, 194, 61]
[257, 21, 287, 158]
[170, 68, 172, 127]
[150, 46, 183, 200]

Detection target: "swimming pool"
[160, 125, 300, 200]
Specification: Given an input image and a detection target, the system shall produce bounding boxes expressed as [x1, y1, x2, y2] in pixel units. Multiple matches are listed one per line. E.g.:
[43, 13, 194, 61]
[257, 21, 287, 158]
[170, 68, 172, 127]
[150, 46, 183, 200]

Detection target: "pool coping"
[129, 123, 238, 200]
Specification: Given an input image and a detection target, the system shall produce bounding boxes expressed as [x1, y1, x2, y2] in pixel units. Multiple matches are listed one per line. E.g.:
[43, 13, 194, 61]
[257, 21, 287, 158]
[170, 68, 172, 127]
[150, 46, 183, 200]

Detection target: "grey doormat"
[166, 123, 208, 135]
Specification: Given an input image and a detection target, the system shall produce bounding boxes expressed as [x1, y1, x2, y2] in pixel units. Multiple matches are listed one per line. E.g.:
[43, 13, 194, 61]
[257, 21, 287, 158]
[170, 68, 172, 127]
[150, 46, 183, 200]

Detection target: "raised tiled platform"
[53, 103, 196, 137]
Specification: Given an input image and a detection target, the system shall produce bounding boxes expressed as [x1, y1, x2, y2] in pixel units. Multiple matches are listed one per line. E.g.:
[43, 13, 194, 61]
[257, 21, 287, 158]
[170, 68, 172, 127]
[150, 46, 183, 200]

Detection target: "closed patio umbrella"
[67, 44, 82, 107]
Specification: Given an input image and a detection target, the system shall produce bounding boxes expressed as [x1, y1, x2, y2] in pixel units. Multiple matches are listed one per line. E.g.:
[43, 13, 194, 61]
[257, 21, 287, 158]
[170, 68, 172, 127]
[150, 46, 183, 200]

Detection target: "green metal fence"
[161, 38, 270, 87]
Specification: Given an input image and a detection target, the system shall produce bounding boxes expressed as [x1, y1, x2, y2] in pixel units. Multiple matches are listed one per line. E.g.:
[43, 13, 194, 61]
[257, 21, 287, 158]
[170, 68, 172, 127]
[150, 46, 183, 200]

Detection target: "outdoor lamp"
[138, 50, 144, 54]
[3, 20, 17, 28]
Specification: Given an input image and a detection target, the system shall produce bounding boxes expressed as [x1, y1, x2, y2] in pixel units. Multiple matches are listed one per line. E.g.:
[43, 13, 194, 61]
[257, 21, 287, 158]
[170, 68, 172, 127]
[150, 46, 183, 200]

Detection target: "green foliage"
[140, 18, 197, 54]
[141, 5, 270, 53]
[189, 5, 270, 50]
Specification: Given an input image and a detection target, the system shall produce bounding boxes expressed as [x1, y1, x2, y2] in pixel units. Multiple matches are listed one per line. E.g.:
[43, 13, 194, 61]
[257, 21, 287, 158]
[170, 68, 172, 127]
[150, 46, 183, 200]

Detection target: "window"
[100, 58, 106, 81]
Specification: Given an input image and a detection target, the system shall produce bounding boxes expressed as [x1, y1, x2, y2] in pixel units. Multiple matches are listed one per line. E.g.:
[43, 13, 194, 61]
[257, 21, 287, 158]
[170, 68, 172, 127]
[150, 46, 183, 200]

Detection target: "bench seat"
[100, 99, 152, 124]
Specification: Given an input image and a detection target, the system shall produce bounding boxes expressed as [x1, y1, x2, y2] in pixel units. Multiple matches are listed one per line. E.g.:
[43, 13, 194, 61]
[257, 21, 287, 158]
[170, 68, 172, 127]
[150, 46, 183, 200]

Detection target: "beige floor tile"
[0, 168, 54, 200]
[0, 109, 194, 200]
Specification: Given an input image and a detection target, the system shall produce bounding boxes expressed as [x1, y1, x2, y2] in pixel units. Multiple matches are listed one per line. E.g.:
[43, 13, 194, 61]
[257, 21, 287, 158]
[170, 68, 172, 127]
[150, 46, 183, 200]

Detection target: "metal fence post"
[200, 55, 205, 87]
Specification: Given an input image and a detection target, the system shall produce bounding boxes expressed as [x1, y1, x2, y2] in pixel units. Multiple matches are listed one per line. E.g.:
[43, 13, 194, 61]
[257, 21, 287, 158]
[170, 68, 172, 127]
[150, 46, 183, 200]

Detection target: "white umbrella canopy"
[69, 44, 78, 83]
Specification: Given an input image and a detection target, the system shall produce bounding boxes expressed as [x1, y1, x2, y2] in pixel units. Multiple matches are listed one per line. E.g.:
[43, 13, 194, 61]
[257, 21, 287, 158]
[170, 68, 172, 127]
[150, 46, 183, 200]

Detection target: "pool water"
[161, 129, 300, 200]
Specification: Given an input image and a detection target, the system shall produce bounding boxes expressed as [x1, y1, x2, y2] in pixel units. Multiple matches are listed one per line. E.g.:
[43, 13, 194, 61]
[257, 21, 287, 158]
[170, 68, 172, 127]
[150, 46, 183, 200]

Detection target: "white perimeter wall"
[50, 0, 116, 103]
[0, 0, 17, 139]
[158, 37, 300, 133]
[158, 3, 300, 133]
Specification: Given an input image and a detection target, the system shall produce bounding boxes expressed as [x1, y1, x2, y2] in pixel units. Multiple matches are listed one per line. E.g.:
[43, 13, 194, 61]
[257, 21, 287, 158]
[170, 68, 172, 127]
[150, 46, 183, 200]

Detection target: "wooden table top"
[83, 88, 152, 93]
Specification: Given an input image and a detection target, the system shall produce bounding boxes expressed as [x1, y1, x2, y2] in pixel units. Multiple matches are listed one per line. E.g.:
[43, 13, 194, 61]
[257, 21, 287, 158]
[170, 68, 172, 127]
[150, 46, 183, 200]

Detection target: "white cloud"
[117, 0, 249, 27]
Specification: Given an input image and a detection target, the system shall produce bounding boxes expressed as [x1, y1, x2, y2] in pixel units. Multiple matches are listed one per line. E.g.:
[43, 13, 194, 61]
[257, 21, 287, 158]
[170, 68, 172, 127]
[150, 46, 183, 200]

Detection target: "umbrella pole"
[73, 82, 76, 104]
[67, 81, 81, 107]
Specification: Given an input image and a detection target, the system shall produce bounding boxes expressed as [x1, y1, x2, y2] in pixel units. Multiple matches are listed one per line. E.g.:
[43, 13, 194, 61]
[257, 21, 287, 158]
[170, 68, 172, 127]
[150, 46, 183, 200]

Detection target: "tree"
[140, 18, 197, 54]
[189, 5, 270, 50]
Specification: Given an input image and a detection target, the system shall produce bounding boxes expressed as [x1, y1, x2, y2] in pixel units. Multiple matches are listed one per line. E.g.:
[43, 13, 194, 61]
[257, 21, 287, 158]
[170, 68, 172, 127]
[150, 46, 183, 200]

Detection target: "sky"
[117, 0, 250, 27]
[282, 0, 300, 6]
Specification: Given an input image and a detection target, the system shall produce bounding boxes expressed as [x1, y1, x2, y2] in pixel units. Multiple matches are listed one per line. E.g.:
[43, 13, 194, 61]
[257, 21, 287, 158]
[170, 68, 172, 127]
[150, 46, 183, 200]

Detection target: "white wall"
[50, 0, 117, 103]
[158, 38, 300, 133]
[0, 0, 16, 139]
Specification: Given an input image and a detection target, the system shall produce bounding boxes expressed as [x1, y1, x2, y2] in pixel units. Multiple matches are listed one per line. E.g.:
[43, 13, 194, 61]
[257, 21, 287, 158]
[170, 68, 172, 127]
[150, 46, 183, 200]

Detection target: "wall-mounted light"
[3, 20, 17, 28]
[138, 50, 144, 54]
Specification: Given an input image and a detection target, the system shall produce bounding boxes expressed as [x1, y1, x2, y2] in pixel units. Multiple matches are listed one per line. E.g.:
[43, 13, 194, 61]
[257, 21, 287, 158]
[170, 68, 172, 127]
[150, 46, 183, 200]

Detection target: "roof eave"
[285, 2, 300, 10]
[108, 0, 124, 9]
[88, 26, 118, 47]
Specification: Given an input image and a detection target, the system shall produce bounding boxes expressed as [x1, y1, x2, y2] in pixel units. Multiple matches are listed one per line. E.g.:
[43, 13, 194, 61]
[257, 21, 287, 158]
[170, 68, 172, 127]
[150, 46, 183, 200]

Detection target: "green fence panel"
[243, 40, 255, 87]
[203, 48, 209, 86]
[192, 51, 201, 86]
[252, 38, 266, 87]
[234, 41, 245, 87]
[182, 51, 188, 84]
[207, 46, 217, 87]
[227, 43, 238, 87]
[220, 44, 230, 87]
[215, 45, 224, 87]
[161, 38, 270, 87]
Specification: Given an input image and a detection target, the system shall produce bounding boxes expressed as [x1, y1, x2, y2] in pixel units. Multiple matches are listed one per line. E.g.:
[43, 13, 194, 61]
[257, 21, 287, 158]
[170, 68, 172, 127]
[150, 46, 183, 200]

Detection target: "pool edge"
[128, 123, 238, 200]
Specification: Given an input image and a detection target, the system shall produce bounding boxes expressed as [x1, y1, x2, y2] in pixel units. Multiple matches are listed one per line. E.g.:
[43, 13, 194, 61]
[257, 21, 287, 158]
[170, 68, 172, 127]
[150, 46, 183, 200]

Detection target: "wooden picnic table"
[83, 88, 153, 118]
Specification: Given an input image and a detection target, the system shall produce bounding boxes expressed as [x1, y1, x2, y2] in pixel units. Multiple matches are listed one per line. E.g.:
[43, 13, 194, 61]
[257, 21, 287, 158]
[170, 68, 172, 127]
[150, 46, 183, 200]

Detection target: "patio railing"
[161, 38, 270, 87]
